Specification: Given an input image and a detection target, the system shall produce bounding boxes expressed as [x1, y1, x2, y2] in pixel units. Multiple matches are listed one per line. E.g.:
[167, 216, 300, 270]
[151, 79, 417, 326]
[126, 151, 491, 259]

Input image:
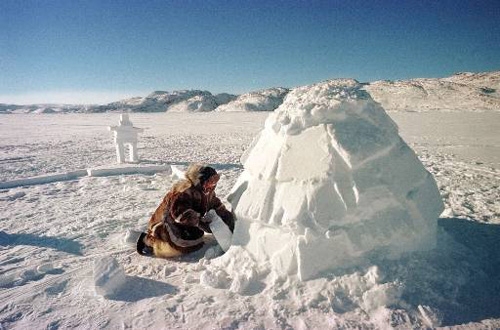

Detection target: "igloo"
[227, 79, 444, 281]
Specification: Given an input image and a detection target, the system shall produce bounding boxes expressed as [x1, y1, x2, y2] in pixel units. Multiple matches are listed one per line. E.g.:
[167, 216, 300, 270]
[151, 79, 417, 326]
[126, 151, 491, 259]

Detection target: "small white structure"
[108, 114, 144, 163]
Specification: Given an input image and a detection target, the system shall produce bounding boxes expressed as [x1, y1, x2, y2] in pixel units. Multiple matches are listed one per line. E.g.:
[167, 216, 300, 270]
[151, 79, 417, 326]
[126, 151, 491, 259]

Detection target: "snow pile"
[213, 79, 444, 281]
[216, 87, 289, 112]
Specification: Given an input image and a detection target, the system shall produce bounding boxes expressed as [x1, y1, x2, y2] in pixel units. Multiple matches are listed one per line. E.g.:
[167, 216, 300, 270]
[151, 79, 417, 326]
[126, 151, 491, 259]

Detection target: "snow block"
[93, 256, 127, 297]
[0, 170, 88, 189]
[87, 164, 171, 177]
[227, 79, 444, 281]
[207, 210, 233, 252]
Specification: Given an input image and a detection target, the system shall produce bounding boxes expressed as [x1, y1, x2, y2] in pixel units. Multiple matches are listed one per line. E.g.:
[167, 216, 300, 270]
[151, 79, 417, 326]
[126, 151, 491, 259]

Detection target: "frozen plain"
[0, 111, 499, 329]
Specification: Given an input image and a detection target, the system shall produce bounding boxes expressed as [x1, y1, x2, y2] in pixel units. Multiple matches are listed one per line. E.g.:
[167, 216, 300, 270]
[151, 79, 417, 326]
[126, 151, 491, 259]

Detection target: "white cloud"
[0, 90, 148, 105]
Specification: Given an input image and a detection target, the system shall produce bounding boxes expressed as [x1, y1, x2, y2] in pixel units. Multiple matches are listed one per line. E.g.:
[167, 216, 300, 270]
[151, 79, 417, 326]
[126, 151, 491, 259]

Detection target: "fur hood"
[185, 164, 205, 186]
[172, 164, 216, 193]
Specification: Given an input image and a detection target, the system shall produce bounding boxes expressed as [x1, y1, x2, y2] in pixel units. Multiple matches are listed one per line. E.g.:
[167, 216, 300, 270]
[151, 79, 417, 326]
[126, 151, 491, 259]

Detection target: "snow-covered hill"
[443, 71, 500, 92]
[365, 71, 500, 112]
[94, 90, 237, 113]
[215, 87, 290, 112]
[1, 71, 499, 113]
[0, 91, 237, 114]
[0, 104, 90, 114]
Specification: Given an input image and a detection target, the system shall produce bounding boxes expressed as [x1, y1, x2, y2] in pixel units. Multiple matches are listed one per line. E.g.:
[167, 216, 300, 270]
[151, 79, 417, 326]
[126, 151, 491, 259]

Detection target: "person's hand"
[182, 209, 200, 226]
[201, 209, 218, 224]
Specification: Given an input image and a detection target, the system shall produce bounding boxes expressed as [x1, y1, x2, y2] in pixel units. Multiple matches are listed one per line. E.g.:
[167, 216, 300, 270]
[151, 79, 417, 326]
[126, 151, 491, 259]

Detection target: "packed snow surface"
[214, 79, 444, 282]
[0, 108, 499, 329]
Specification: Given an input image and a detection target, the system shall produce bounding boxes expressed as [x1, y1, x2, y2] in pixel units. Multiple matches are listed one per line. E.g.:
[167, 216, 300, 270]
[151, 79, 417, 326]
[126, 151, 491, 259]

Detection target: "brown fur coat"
[147, 165, 235, 256]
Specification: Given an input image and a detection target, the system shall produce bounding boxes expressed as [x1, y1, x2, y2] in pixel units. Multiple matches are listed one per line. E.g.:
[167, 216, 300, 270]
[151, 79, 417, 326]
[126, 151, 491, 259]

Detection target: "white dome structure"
[226, 79, 444, 281]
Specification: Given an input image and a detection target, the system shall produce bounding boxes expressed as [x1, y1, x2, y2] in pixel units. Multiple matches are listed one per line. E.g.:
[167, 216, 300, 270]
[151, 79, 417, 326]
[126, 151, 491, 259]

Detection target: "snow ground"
[0, 112, 499, 329]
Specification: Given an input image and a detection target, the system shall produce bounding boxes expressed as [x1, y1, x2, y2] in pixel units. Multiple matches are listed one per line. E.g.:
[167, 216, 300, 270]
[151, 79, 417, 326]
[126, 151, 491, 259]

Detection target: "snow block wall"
[227, 79, 444, 281]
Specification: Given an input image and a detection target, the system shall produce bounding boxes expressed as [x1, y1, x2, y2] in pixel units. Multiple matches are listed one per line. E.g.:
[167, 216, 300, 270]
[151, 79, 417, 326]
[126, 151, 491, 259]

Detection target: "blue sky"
[1, 0, 499, 104]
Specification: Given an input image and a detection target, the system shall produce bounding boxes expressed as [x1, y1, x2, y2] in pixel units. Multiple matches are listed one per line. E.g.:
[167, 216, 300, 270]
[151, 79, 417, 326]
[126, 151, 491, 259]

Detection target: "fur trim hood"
[185, 164, 205, 186]
[172, 164, 218, 193]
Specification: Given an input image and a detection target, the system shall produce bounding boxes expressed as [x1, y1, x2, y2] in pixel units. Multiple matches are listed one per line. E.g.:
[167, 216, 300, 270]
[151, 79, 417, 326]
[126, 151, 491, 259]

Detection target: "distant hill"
[0, 104, 90, 114]
[1, 71, 499, 114]
[364, 71, 500, 112]
[216, 87, 290, 112]
[92, 90, 237, 113]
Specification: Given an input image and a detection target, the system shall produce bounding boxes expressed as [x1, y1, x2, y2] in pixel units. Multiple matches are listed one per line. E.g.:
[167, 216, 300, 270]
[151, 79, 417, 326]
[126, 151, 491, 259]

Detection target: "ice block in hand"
[207, 209, 233, 252]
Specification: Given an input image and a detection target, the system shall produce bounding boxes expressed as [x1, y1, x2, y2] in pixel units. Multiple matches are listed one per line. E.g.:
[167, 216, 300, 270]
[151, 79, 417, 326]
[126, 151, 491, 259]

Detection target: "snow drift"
[219, 79, 444, 281]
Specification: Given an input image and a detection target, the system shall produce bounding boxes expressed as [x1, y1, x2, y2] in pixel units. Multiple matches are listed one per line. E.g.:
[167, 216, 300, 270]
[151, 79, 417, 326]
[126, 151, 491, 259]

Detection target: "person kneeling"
[137, 164, 235, 257]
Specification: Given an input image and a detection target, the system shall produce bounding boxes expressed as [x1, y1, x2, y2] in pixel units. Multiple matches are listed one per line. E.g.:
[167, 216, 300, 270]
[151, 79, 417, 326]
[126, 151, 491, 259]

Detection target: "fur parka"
[145, 164, 235, 257]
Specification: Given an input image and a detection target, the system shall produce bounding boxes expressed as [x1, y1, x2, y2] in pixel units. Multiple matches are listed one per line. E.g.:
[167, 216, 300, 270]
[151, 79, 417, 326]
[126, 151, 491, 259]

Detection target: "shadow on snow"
[435, 218, 500, 325]
[0, 231, 84, 255]
[104, 276, 178, 302]
[377, 217, 500, 326]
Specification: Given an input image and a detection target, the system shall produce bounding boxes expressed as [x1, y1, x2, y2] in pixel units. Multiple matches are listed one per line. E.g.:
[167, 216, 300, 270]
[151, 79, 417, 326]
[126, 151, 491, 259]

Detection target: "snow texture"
[0, 102, 499, 329]
[220, 79, 444, 281]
